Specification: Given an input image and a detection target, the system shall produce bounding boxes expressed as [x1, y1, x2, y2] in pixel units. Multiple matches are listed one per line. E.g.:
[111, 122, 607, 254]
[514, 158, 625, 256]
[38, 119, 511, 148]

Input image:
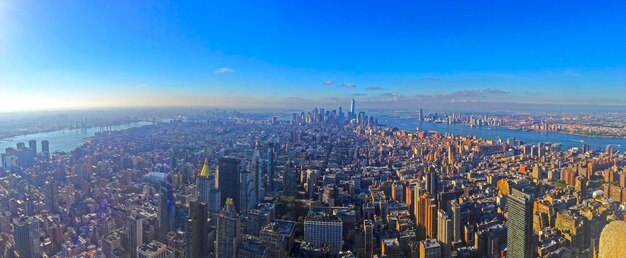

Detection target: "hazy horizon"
[4, 101, 626, 116]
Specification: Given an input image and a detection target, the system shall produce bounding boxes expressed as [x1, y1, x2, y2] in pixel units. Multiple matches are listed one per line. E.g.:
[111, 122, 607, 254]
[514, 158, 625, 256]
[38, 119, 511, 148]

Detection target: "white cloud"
[214, 67, 234, 74]
[339, 83, 357, 88]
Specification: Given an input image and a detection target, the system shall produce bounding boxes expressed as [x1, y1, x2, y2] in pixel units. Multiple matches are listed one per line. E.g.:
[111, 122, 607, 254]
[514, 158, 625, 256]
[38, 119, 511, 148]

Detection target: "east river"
[376, 113, 626, 152]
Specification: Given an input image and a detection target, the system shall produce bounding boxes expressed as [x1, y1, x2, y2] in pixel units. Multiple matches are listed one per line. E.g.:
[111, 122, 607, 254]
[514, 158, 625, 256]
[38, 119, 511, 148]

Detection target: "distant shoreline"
[0, 120, 148, 142]
[500, 125, 626, 139]
[419, 122, 626, 140]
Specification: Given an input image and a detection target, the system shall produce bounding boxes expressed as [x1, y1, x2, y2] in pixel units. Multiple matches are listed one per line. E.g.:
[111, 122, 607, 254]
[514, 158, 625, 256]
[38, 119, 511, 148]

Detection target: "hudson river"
[0, 122, 152, 153]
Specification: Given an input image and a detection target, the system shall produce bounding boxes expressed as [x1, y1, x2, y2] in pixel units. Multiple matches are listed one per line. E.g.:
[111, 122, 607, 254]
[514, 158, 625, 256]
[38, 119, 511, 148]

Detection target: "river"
[375, 113, 626, 152]
[0, 121, 152, 154]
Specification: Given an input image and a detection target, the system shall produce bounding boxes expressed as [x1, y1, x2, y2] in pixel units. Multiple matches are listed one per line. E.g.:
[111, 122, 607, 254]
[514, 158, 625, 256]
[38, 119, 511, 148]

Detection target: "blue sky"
[0, 1, 625, 111]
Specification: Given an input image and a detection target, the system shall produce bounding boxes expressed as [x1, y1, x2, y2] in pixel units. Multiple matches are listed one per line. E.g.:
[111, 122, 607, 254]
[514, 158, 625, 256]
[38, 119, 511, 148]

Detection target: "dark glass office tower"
[41, 140, 50, 153]
[158, 185, 175, 237]
[507, 189, 533, 258]
[218, 157, 242, 209]
[185, 200, 209, 258]
[13, 216, 41, 258]
[28, 140, 36, 154]
[426, 170, 439, 197]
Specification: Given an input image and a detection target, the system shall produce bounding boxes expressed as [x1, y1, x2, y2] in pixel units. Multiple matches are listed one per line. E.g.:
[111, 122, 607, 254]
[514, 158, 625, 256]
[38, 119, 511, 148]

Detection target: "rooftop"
[263, 219, 296, 236]
[305, 212, 342, 223]
[239, 238, 267, 255]
[138, 240, 170, 255]
[421, 238, 441, 248]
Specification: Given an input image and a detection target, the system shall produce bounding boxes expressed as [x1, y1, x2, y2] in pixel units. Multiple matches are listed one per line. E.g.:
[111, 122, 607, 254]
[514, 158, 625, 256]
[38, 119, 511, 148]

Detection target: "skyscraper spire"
[225, 198, 234, 207]
[197, 158, 221, 215]
[200, 159, 210, 177]
[350, 99, 356, 118]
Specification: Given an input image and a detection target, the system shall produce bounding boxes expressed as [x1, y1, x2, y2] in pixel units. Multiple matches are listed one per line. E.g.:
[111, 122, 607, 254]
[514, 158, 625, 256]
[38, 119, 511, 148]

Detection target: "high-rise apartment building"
[128, 211, 144, 258]
[451, 201, 461, 242]
[415, 193, 438, 241]
[266, 143, 276, 192]
[426, 170, 439, 197]
[44, 179, 58, 213]
[419, 239, 441, 258]
[363, 219, 374, 258]
[185, 200, 208, 258]
[28, 140, 36, 154]
[283, 163, 298, 197]
[304, 212, 343, 254]
[437, 209, 452, 245]
[251, 140, 264, 203]
[215, 198, 241, 258]
[260, 220, 296, 258]
[137, 240, 173, 258]
[41, 140, 50, 153]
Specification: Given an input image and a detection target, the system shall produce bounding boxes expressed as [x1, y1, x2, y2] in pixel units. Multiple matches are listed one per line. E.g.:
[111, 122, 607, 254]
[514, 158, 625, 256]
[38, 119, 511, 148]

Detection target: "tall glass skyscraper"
[158, 185, 174, 237]
[350, 99, 356, 118]
[13, 216, 41, 258]
[507, 189, 534, 258]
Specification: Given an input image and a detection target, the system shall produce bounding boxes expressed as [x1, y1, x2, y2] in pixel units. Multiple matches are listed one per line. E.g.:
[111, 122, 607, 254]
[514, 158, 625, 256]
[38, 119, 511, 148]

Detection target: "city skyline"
[3, 2, 626, 258]
[1, 1, 626, 112]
